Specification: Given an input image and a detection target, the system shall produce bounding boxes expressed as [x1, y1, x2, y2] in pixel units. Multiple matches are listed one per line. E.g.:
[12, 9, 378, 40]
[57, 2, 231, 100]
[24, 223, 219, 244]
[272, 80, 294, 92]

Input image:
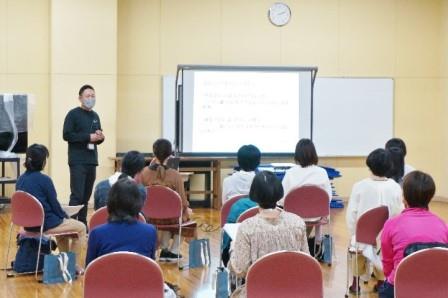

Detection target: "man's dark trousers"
[69, 164, 96, 227]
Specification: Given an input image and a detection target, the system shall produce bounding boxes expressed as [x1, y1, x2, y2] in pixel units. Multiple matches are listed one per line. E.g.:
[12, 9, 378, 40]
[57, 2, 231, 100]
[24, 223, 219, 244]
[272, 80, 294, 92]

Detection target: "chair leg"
[4, 223, 13, 277]
[177, 224, 182, 270]
[345, 250, 350, 297]
[219, 230, 223, 267]
[35, 233, 43, 280]
[355, 250, 360, 298]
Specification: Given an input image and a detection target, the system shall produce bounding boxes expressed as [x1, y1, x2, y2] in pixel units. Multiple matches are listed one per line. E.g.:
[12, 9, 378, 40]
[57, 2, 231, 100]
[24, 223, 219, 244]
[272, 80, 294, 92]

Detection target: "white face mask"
[83, 98, 96, 109]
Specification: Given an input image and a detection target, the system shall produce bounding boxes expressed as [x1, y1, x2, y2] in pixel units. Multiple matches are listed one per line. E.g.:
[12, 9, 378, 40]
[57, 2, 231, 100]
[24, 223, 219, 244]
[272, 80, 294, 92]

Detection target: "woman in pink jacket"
[380, 171, 448, 298]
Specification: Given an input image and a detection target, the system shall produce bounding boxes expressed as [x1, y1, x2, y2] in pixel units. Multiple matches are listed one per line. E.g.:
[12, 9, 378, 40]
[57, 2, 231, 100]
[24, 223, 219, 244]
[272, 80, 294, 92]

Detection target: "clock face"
[268, 2, 291, 27]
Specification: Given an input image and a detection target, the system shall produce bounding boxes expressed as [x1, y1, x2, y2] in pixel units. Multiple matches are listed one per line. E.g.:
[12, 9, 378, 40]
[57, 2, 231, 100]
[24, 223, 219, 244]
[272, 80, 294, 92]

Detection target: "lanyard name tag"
[87, 144, 94, 150]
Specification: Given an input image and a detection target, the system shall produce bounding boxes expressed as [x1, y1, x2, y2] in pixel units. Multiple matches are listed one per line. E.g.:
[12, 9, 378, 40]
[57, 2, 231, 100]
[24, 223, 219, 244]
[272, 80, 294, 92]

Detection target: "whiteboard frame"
[312, 76, 394, 157]
[174, 64, 318, 156]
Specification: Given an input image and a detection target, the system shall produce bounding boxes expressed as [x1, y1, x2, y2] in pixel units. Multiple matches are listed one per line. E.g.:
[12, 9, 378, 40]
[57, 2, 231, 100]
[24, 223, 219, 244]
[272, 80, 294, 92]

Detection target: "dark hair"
[385, 147, 405, 183]
[249, 171, 283, 209]
[121, 150, 146, 178]
[24, 144, 49, 171]
[153, 138, 172, 163]
[78, 84, 95, 96]
[107, 178, 143, 222]
[152, 138, 173, 181]
[237, 145, 261, 171]
[403, 171, 435, 208]
[294, 139, 318, 167]
[385, 138, 407, 156]
[366, 148, 391, 177]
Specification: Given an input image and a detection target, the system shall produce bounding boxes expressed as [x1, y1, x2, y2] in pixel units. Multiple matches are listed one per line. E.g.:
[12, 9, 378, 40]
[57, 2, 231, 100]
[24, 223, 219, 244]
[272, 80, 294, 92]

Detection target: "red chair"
[5, 191, 78, 279]
[88, 207, 146, 231]
[143, 185, 196, 268]
[345, 205, 389, 297]
[236, 206, 259, 223]
[394, 247, 448, 298]
[283, 185, 330, 221]
[221, 194, 247, 228]
[246, 250, 323, 298]
[284, 185, 330, 260]
[84, 251, 164, 298]
[219, 194, 247, 266]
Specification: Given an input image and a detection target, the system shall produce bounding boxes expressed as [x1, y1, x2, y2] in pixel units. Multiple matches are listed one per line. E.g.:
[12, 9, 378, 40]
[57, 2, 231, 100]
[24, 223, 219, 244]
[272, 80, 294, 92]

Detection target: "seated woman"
[86, 178, 157, 266]
[385, 138, 415, 177]
[140, 138, 195, 262]
[346, 148, 403, 293]
[94, 150, 146, 210]
[86, 179, 176, 297]
[16, 144, 86, 273]
[385, 146, 405, 184]
[278, 138, 332, 242]
[379, 171, 448, 298]
[222, 144, 261, 203]
[229, 171, 309, 298]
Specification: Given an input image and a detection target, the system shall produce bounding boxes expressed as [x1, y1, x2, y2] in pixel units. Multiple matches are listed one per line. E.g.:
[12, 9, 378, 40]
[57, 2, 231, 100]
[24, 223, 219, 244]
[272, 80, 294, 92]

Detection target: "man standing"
[63, 84, 104, 227]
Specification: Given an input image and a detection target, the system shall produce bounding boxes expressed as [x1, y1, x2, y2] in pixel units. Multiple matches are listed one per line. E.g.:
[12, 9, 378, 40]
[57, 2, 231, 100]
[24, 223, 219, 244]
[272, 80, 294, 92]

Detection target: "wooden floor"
[1, 201, 448, 298]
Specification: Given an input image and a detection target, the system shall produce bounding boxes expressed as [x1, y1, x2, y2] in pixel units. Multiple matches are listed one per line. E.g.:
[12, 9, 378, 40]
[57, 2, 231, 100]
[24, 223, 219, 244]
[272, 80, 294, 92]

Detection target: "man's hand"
[95, 130, 105, 141]
[90, 133, 102, 143]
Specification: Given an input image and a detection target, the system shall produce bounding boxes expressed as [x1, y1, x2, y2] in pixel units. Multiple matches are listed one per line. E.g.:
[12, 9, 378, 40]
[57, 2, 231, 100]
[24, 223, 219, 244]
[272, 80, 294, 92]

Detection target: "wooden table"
[110, 156, 224, 209]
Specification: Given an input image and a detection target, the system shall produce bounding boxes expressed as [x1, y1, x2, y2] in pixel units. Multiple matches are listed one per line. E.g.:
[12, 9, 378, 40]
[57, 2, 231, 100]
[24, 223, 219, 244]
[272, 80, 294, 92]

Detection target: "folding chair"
[143, 185, 196, 269]
[345, 205, 389, 297]
[283, 185, 330, 260]
[246, 250, 323, 298]
[221, 194, 247, 228]
[88, 206, 146, 231]
[84, 251, 164, 298]
[5, 191, 78, 279]
[236, 207, 259, 223]
[219, 194, 246, 263]
[395, 247, 448, 298]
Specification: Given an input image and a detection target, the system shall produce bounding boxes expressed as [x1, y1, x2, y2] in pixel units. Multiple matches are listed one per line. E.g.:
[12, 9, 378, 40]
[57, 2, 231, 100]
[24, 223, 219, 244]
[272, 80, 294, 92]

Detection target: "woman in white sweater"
[346, 148, 403, 294]
[279, 139, 332, 242]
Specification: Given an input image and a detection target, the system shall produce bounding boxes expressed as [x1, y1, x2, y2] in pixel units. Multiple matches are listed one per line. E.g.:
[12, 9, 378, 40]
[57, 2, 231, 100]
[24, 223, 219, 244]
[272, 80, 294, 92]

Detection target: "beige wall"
[442, 0, 448, 197]
[50, 0, 117, 202]
[0, 1, 117, 202]
[0, 0, 50, 195]
[117, 0, 448, 197]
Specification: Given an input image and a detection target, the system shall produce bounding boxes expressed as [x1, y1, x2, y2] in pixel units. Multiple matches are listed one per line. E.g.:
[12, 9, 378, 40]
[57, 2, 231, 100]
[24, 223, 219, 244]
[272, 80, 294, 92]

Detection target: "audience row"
[11, 137, 448, 298]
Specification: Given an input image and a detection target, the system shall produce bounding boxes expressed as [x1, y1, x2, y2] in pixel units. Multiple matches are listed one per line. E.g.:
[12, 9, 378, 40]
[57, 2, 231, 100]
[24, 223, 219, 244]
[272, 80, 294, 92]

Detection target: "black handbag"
[403, 242, 448, 257]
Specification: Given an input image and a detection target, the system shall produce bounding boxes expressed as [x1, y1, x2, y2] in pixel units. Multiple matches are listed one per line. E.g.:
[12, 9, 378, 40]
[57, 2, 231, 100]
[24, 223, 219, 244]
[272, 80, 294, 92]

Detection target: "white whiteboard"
[163, 76, 394, 157]
[313, 78, 393, 156]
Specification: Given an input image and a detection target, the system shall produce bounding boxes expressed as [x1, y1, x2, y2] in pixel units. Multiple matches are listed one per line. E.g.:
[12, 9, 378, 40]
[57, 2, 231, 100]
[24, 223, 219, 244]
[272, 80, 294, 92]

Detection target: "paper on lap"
[223, 223, 240, 241]
[62, 205, 83, 217]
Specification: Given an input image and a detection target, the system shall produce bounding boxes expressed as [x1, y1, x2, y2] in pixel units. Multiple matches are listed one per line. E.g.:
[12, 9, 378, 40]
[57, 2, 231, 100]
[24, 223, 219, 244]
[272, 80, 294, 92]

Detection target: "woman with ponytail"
[141, 138, 194, 262]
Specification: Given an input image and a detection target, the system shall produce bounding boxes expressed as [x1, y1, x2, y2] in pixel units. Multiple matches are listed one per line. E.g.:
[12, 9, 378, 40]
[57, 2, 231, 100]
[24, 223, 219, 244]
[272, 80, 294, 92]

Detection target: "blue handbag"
[320, 234, 333, 265]
[43, 252, 76, 284]
[215, 266, 229, 298]
[189, 238, 211, 268]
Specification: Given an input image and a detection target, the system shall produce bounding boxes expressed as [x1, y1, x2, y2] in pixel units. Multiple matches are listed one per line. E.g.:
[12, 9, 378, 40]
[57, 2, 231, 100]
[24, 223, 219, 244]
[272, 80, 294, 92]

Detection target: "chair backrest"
[89, 208, 148, 231]
[11, 191, 44, 228]
[355, 205, 389, 245]
[395, 248, 448, 298]
[84, 252, 164, 298]
[246, 251, 323, 298]
[283, 185, 329, 219]
[143, 185, 182, 219]
[89, 207, 109, 231]
[220, 194, 247, 227]
[236, 207, 259, 223]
